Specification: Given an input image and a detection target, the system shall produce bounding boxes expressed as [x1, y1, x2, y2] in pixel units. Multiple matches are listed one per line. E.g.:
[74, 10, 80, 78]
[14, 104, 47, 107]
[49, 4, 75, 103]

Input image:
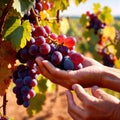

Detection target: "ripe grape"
[39, 43, 51, 55]
[28, 44, 39, 56]
[64, 36, 76, 48]
[70, 52, 84, 65]
[57, 34, 66, 44]
[51, 51, 63, 66]
[62, 56, 74, 70]
[35, 36, 46, 46]
[32, 26, 48, 38]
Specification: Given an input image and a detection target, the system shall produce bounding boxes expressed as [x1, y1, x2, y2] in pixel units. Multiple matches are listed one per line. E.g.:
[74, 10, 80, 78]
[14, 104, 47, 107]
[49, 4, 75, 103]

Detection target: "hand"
[66, 84, 120, 120]
[35, 56, 104, 89]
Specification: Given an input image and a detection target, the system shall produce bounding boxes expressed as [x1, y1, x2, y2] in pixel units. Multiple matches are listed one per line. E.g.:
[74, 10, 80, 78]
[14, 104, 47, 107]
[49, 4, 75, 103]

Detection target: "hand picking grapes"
[35, 53, 120, 120]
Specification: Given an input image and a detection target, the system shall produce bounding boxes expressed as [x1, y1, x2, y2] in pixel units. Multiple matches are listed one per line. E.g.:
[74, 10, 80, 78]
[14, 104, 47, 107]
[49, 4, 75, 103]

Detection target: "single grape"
[39, 43, 51, 55]
[64, 36, 76, 48]
[28, 44, 39, 56]
[36, 2, 43, 12]
[29, 89, 36, 97]
[70, 52, 84, 65]
[32, 26, 48, 38]
[51, 51, 63, 66]
[62, 56, 74, 70]
[57, 45, 69, 56]
[23, 101, 30, 108]
[21, 86, 30, 95]
[49, 33, 57, 41]
[15, 78, 23, 88]
[30, 79, 37, 87]
[44, 26, 51, 35]
[23, 76, 32, 86]
[35, 36, 46, 46]
[57, 34, 66, 44]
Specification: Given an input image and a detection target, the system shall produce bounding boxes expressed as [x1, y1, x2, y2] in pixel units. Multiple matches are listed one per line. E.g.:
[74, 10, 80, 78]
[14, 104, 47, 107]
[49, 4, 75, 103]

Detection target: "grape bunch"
[86, 11, 105, 33]
[12, 24, 84, 107]
[12, 65, 37, 107]
[23, 0, 53, 24]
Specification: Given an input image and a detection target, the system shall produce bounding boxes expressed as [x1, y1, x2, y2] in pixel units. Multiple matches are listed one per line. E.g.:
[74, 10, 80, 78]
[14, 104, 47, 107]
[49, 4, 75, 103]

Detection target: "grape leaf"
[74, 0, 87, 6]
[3, 17, 32, 49]
[102, 26, 116, 41]
[79, 14, 88, 27]
[27, 93, 46, 117]
[99, 6, 114, 24]
[35, 75, 48, 93]
[12, 0, 35, 17]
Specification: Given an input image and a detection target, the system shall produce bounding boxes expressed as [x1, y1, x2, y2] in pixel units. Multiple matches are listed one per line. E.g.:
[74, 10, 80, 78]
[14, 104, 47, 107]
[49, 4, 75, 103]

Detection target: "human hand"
[66, 84, 120, 120]
[35, 56, 104, 89]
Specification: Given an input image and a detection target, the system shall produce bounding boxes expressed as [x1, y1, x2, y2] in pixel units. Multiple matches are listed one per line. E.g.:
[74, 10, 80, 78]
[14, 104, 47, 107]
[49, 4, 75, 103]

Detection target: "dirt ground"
[0, 85, 74, 120]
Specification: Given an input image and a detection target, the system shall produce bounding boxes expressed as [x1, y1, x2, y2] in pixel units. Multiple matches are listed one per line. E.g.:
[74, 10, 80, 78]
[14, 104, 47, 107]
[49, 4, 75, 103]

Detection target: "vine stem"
[0, 0, 13, 41]
[3, 93, 8, 116]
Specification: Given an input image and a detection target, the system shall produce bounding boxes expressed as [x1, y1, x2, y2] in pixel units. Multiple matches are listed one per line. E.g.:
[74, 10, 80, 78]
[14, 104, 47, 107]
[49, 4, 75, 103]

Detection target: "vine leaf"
[27, 93, 46, 117]
[3, 17, 31, 49]
[12, 0, 35, 17]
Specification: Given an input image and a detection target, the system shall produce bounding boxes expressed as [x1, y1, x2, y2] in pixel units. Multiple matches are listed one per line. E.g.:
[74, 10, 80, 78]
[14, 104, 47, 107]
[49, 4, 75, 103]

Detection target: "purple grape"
[23, 101, 30, 107]
[51, 51, 63, 66]
[28, 44, 39, 56]
[35, 36, 46, 46]
[15, 78, 23, 88]
[32, 26, 48, 38]
[23, 76, 32, 86]
[21, 86, 30, 95]
[62, 56, 74, 70]
[20, 47, 29, 61]
[39, 43, 51, 55]
[57, 45, 70, 56]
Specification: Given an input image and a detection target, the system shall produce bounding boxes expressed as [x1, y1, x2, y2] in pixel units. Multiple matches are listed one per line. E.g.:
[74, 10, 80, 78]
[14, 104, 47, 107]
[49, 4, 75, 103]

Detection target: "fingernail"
[35, 56, 44, 62]
[92, 85, 99, 91]
[72, 84, 77, 90]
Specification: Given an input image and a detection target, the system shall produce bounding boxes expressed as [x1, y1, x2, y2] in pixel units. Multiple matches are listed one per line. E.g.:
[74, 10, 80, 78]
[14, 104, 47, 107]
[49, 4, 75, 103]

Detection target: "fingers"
[91, 86, 120, 103]
[72, 84, 94, 103]
[66, 90, 84, 119]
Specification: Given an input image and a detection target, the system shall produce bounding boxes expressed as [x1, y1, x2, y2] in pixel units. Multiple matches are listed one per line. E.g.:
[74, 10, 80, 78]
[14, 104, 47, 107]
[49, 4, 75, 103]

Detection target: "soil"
[0, 85, 73, 120]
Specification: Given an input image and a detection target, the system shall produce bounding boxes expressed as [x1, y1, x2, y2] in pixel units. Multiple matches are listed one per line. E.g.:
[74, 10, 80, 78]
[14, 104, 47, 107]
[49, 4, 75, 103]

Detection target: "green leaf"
[99, 6, 114, 24]
[79, 14, 88, 27]
[34, 75, 48, 93]
[20, 20, 32, 48]
[3, 17, 32, 49]
[27, 93, 46, 117]
[12, 0, 35, 17]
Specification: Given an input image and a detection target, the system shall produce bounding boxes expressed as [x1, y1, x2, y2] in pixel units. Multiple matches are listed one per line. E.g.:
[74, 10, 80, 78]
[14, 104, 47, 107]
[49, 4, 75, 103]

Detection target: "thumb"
[91, 86, 120, 103]
[91, 86, 108, 99]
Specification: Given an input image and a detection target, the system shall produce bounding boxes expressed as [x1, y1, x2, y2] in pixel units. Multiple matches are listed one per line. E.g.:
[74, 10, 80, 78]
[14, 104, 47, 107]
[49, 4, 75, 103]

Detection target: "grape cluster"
[86, 11, 105, 33]
[23, 0, 53, 24]
[13, 65, 37, 107]
[13, 24, 84, 107]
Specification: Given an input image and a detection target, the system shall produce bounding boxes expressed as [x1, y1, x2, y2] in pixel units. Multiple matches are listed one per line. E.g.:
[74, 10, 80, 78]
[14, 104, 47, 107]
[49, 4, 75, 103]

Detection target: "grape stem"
[0, 0, 13, 41]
